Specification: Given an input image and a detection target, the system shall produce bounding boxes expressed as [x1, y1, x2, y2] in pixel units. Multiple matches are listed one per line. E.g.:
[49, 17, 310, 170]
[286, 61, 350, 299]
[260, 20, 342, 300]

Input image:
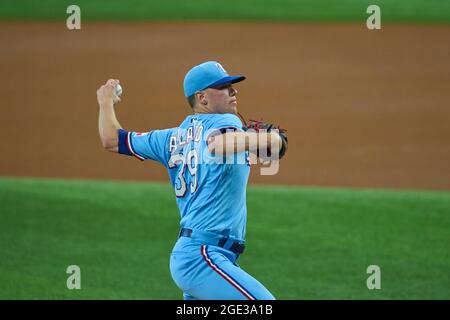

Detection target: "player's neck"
[193, 104, 214, 114]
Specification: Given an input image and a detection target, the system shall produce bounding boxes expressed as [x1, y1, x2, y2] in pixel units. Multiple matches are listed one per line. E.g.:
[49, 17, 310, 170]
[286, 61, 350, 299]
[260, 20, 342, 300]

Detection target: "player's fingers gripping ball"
[111, 80, 122, 105]
[97, 79, 122, 105]
[115, 83, 123, 97]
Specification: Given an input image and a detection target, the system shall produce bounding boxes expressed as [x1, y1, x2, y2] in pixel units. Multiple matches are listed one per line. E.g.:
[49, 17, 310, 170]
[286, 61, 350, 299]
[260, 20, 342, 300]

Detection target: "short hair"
[187, 94, 196, 109]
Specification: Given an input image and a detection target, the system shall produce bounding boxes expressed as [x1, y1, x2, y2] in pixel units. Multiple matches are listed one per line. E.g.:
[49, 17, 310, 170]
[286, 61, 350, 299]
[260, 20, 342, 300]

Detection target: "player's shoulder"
[146, 127, 178, 144]
[150, 127, 177, 136]
[200, 113, 243, 130]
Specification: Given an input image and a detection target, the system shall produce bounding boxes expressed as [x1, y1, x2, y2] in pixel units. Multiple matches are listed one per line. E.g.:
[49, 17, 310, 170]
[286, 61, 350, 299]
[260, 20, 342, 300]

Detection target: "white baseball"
[115, 83, 123, 97]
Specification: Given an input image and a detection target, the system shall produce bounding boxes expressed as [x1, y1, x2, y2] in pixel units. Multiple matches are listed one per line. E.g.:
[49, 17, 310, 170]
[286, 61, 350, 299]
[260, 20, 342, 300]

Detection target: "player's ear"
[197, 91, 208, 105]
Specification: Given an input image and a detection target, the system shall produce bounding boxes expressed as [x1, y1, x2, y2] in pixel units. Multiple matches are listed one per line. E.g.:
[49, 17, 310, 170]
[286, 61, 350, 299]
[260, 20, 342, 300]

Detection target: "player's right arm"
[204, 114, 285, 160]
[207, 131, 282, 159]
[97, 79, 122, 153]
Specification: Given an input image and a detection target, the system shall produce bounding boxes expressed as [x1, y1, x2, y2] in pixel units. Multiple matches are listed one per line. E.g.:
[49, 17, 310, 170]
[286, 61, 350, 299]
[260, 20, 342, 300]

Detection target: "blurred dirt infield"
[1, 22, 449, 190]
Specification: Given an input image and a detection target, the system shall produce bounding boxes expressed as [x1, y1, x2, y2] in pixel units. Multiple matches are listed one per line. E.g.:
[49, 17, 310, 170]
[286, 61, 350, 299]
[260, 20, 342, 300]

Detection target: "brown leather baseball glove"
[238, 113, 288, 159]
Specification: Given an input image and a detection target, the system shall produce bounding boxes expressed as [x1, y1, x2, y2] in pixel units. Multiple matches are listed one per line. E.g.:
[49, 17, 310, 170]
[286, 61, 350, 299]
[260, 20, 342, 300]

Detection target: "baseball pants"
[170, 236, 275, 300]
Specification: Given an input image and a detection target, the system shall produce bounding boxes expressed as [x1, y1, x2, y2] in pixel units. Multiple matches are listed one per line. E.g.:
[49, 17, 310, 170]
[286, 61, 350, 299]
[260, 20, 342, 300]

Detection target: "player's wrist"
[98, 99, 115, 109]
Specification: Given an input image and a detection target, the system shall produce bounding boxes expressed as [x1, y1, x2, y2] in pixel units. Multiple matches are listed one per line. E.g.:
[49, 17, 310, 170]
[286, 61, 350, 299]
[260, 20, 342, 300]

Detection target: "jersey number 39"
[168, 149, 198, 197]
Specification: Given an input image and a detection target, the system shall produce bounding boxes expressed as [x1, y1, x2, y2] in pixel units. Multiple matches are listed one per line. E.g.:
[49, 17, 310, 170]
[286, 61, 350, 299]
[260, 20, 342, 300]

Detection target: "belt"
[179, 228, 246, 255]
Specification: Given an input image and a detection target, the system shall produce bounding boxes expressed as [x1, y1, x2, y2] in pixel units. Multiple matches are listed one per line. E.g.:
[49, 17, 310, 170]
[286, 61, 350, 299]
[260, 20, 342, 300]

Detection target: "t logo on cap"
[216, 63, 227, 74]
[183, 61, 246, 97]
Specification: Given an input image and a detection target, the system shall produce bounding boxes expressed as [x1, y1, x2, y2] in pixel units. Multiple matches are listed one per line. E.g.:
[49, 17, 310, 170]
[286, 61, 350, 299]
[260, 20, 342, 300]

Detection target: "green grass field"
[1, 0, 450, 22]
[0, 177, 449, 299]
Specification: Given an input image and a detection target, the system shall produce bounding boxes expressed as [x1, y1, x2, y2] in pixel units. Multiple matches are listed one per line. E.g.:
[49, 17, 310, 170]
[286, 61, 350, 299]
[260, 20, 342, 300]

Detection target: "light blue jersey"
[118, 112, 274, 300]
[112, 60, 276, 300]
[118, 113, 250, 240]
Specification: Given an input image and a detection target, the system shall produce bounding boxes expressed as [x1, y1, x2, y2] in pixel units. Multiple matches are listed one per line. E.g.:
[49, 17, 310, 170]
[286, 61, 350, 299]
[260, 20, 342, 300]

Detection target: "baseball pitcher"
[96, 61, 288, 300]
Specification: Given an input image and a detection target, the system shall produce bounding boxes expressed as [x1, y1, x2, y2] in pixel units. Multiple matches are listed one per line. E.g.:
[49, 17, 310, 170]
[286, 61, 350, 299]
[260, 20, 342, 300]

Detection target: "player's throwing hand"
[97, 79, 121, 106]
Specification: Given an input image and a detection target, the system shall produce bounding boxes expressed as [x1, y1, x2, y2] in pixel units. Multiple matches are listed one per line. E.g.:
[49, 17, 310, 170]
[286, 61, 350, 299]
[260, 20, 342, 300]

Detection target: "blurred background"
[0, 0, 449, 299]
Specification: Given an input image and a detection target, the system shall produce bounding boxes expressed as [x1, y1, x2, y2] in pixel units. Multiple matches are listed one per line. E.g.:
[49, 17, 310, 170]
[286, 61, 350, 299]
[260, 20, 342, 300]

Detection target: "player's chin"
[229, 104, 238, 114]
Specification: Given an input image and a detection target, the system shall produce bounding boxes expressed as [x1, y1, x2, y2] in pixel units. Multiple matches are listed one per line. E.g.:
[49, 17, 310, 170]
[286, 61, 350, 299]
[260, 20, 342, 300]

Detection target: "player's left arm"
[97, 79, 122, 153]
[97, 79, 169, 164]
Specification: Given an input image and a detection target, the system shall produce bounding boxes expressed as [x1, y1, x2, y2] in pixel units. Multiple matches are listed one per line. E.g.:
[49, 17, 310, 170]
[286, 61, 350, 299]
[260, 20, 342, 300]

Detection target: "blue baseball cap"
[183, 61, 246, 97]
